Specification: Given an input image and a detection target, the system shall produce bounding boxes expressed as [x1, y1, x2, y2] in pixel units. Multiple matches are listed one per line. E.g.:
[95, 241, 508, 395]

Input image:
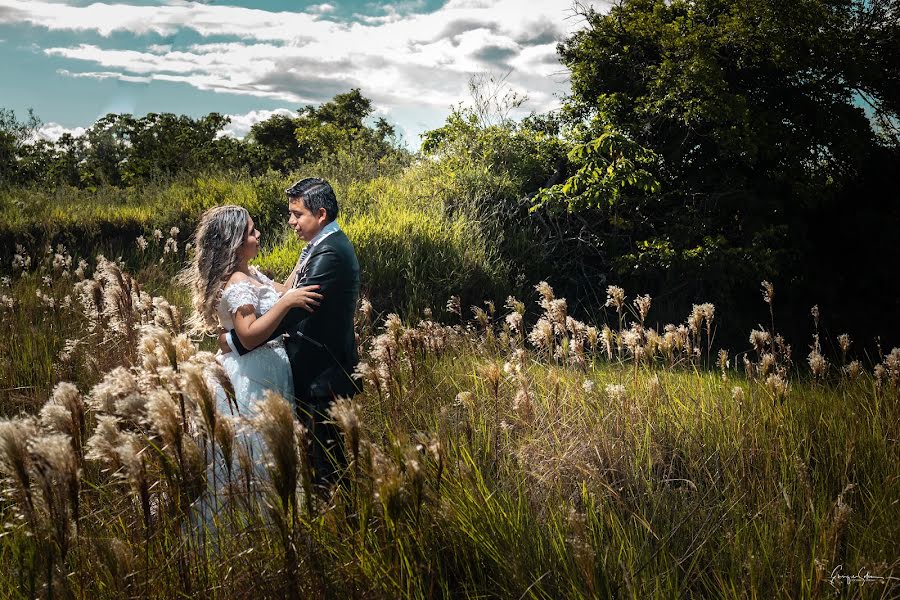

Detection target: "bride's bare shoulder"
[224, 271, 251, 288]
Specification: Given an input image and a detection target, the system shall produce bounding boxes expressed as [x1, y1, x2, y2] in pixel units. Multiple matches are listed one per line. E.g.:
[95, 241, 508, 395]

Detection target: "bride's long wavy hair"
[179, 205, 250, 334]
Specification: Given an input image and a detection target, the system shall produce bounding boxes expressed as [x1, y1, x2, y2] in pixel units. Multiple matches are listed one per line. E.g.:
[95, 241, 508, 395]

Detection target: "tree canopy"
[0, 89, 406, 189]
[533, 0, 900, 340]
[250, 89, 403, 173]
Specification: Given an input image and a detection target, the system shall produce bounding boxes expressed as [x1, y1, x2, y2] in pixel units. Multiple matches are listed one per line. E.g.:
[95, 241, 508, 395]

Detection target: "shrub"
[255, 172, 510, 316]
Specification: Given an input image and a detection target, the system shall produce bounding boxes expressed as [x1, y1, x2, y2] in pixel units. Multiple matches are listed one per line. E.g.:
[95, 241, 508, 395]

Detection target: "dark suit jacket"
[232, 229, 361, 404]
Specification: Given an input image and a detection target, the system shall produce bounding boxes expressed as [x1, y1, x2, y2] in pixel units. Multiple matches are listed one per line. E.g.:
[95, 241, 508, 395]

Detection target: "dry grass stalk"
[29, 433, 81, 558]
[253, 391, 299, 516]
[0, 417, 39, 525]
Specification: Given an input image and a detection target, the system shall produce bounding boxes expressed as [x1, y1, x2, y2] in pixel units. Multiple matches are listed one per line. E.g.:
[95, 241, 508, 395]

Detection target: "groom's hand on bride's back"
[283, 284, 323, 311]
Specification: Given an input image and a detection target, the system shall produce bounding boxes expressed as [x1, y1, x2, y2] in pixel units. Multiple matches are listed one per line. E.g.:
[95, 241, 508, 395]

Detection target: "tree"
[248, 113, 304, 173]
[0, 108, 41, 186]
[121, 112, 232, 183]
[294, 89, 400, 161]
[541, 0, 900, 342]
[306, 89, 372, 132]
[46, 133, 85, 187]
[80, 113, 130, 187]
[242, 90, 406, 173]
[16, 138, 58, 186]
[420, 75, 573, 301]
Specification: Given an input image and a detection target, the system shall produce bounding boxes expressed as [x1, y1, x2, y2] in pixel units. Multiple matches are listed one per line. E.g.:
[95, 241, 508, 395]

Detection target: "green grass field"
[0, 182, 898, 599]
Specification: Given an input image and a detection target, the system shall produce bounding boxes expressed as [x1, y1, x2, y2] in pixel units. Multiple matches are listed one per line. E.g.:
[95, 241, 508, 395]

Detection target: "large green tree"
[4, 111, 240, 188]
[540, 0, 900, 342]
[247, 113, 303, 173]
[246, 89, 406, 174]
[294, 89, 400, 160]
[120, 112, 234, 184]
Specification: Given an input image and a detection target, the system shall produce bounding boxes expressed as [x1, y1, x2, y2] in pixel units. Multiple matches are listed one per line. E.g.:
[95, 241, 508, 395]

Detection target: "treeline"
[0, 89, 407, 188]
[3, 0, 900, 349]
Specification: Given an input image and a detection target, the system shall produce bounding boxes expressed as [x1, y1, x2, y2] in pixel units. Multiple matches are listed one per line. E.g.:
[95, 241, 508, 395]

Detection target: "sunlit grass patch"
[255, 171, 510, 316]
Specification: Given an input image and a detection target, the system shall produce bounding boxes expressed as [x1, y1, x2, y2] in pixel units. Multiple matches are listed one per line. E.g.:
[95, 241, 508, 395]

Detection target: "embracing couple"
[184, 178, 360, 501]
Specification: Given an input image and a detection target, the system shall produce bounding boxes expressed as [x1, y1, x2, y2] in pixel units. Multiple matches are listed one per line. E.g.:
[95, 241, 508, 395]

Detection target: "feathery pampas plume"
[0, 417, 39, 523]
[254, 391, 300, 515]
[39, 383, 86, 454]
[29, 433, 81, 549]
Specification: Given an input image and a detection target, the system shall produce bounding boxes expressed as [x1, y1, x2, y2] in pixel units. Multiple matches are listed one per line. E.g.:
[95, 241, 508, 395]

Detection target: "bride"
[181, 205, 321, 509]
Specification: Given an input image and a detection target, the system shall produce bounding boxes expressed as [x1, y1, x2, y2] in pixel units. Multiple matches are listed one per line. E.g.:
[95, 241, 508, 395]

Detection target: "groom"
[226, 177, 361, 492]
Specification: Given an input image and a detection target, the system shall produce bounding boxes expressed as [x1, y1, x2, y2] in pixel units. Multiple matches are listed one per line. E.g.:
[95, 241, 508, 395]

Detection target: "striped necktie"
[293, 244, 312, 288]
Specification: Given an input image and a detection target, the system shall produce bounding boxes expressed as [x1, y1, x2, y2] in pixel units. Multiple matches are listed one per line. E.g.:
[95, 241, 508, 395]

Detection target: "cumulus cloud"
[307, 3, 336, 14]
[0, 0, 326, 39]
[220, 108, 297, 138]
[35, 122, 86, 141]
[3, 0, 610, 144]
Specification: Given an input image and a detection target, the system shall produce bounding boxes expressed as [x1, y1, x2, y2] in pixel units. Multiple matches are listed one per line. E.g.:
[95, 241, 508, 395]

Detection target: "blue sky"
[0, 0, 600, 148]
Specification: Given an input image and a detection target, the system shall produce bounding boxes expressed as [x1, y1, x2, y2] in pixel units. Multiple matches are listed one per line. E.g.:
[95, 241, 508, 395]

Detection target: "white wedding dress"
[196, 267, 294, 525]
[216, 267, 294, 420]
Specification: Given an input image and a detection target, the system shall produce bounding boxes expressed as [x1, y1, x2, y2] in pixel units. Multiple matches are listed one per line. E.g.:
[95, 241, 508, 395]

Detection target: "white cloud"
[35, 122, 86, 141]
[57, 67, 152, 83]
[3, 0, 611, 146]
[220, 108, 297, 138]
[0, 0, 330, 39]
[307, 3, 336, 14]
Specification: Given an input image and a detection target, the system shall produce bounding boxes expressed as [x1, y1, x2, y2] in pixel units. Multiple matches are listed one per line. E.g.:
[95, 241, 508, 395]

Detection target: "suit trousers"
[297, 395, 345, 492]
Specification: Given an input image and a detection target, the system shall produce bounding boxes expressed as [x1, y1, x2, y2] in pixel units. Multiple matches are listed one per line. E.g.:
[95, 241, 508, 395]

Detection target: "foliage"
[196, 165, 510, 316]
[1, 161, 513, 325]
[534, 126, 660, 211]
[246, 112, 303, 173]
[9, 112, 241, 189]
[420, 98, 571, 300]
[421, 106, 567, 204]
[0, 109, 42, 186]
[0, 90, 410, 190]
[0, 171, 290, 267]
[248, 89, 408, 175]
[541, 0, 900, 341]
[295, 89, 396, 157]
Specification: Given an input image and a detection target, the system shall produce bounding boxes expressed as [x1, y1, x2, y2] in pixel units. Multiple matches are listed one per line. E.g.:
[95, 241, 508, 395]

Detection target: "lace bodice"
[216, 268, 281, 331]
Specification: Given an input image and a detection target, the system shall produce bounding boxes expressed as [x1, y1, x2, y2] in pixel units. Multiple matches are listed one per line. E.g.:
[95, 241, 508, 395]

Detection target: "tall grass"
[256, 179, 508, 315]
[2, 159, 516, 319]
[0, 171, 290, 265]
[0, 255, 898, 598]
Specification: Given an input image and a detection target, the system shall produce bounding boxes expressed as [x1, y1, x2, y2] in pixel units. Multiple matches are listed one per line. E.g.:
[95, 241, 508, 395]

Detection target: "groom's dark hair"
[286, 178, 338, 222]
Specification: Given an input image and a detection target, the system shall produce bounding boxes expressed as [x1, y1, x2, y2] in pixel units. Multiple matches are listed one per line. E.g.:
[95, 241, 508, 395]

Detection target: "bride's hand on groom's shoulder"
[282, 284, 323, 312]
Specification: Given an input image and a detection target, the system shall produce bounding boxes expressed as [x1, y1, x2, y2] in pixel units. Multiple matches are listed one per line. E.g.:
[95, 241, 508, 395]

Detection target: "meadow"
[4, 0, 900, 593]
[0, 170, 898, 599]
